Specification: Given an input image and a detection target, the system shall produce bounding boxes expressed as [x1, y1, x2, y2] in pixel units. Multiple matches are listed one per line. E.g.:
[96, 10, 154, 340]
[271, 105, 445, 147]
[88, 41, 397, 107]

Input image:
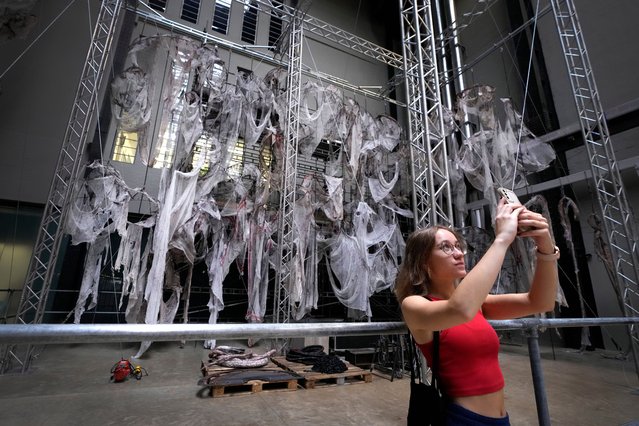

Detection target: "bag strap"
[408, 330, 440, 385]
[408, 295, 442, 386]
[432, 330, 440, 384]
[408, 333, 420, 383]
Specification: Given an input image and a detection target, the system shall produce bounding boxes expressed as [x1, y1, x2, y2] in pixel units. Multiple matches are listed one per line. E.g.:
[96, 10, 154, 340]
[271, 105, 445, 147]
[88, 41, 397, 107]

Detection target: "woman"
[396, 197, 559, 425]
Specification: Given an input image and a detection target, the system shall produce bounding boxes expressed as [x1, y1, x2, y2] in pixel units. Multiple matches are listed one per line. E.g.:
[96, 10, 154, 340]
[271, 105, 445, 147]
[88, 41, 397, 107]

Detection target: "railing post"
[526, 326, 551, 426]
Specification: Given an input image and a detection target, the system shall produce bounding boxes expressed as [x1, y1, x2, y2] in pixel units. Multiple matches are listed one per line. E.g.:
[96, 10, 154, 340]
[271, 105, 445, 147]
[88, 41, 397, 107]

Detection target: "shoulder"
[402, 294, 429, 307]
[401, 294, 431, 317]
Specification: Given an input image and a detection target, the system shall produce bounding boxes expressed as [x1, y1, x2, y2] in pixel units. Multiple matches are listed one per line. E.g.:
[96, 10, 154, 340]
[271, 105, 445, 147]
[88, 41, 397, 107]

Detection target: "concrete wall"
[0, 1, 99, 204]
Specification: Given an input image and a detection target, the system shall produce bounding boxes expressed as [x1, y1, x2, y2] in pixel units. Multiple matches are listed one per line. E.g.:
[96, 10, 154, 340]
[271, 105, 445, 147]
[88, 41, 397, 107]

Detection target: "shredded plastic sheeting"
[111, 67, 152, 132]
[113, 36, 223, 166]
[237, 71, 274, 147]
[456, 86, 556, 219]
[299, 83, 342, 156]
[321, 201, 400, 318]
[559, 196, 591, 348]
[65, 161, 131, 245]
[73, 233, 109, 323]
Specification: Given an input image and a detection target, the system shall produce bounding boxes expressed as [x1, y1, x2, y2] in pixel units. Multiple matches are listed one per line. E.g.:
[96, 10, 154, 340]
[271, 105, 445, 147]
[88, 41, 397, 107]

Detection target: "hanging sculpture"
[456, 85, 557, 219]
[69, 31, 566, 357]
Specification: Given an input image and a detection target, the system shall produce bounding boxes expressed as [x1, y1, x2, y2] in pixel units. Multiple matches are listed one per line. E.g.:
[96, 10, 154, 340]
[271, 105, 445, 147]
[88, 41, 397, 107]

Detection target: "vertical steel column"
[273, 15, 303, 336]
[526, 327, 551, 426]
[0, 0, 124, 374]
[550, 0, 639, 378]
[399, 0, 453, 229]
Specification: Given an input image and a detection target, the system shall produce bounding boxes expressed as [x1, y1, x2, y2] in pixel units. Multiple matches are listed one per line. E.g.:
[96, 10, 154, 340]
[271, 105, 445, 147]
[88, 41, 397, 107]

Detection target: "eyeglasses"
[437, 241, 467, 256]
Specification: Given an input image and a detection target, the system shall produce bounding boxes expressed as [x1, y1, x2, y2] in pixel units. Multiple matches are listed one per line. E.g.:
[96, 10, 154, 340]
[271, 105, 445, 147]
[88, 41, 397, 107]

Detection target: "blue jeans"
[446, 403, 510, 426]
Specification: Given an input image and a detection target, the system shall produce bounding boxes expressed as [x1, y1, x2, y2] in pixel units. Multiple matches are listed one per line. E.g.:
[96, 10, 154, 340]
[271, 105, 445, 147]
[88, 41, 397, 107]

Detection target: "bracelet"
[536, 245, 560, 261]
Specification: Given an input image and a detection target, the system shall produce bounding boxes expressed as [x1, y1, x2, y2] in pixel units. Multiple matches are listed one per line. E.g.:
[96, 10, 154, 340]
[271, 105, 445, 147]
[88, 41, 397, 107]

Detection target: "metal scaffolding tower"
[399, 0, 453, 229]
[0, 0, 124, 374]
[273, 14, 303, 330]
[270, 2, 407, 328]
[550, 0, 639, 373]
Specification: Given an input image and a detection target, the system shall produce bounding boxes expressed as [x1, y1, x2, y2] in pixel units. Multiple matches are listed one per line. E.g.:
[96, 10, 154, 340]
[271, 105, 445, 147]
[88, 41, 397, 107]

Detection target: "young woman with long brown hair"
[396, 197, 559, 425]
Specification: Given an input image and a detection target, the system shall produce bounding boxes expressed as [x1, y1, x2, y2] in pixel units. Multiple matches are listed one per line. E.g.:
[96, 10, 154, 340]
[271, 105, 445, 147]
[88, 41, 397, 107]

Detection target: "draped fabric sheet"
[456, 86, 556, 221]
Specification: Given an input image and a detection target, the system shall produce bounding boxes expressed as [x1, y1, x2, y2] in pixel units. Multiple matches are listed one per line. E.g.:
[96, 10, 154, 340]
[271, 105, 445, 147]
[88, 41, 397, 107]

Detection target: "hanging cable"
[0, 0, 77, 80]
[510, 0, 541, 190]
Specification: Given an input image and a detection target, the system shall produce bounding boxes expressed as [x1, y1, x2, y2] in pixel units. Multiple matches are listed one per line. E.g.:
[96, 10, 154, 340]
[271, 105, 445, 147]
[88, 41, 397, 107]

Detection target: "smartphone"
[497, 187, 533, 232]
[497, 187, 521, 205]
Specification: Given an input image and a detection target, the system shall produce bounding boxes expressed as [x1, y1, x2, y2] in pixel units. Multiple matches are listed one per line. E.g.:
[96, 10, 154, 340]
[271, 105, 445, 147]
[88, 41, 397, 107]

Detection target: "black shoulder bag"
[407, 331, 446, 426]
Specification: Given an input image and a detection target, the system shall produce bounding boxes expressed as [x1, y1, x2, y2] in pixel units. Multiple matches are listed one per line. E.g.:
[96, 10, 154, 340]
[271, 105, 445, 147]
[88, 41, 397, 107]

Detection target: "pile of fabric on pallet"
[199, 346, 299, 389]
[286, 345, 347, 374]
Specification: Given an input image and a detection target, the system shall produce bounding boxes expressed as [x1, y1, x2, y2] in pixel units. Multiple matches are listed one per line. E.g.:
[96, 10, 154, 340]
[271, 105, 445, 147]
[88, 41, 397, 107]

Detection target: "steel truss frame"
[273, 14, 303, 334]
[399, 0, 453, 229]
[252, 0, 403, 69]
[550, 0, 639, 374]
[0, 0, 124, 374]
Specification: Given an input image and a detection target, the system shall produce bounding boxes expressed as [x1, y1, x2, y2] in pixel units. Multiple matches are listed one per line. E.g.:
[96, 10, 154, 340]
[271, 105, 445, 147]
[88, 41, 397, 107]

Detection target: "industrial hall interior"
[0, 0, 638, 425]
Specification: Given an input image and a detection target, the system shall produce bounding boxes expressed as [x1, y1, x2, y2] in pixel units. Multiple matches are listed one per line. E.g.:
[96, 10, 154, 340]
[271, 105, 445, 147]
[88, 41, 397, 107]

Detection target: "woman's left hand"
[516, 209, 555, 251]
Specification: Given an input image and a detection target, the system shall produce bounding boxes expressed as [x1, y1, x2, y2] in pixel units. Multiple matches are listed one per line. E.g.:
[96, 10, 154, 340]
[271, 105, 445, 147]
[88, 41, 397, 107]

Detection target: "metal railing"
[0, 317, 636, 426]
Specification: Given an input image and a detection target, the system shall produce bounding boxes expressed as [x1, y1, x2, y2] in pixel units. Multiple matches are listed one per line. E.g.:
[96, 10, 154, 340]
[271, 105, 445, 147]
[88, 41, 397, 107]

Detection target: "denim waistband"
[446, 403, 510, 426]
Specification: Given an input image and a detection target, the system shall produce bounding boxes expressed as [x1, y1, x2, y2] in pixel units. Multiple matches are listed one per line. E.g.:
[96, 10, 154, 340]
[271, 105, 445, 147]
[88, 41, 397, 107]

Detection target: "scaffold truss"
[0, 0, 124, 374]
[550, 0, 639, 374]
[400, 0, 453, 229]
[273, 14, 303, 334]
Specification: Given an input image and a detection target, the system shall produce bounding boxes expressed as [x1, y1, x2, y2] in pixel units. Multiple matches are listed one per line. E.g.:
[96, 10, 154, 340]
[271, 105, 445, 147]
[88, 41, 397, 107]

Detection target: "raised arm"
[401, 198, 523, 333]
[482, 208, 559, 320]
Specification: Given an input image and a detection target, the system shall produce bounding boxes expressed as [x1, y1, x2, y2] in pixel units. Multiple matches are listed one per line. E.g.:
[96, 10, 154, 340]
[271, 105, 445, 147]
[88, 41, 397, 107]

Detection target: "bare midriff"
[452, 388, 506, 418]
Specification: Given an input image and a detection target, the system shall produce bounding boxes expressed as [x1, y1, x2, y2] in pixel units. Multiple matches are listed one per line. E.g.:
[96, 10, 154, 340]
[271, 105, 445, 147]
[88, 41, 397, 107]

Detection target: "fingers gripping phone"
[497, 187, 532, 232]
[497, 187, 521, 205]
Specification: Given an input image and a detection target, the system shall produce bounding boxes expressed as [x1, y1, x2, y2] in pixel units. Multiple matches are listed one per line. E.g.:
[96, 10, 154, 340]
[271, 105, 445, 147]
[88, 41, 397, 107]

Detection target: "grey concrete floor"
[0, 339, 637, 426]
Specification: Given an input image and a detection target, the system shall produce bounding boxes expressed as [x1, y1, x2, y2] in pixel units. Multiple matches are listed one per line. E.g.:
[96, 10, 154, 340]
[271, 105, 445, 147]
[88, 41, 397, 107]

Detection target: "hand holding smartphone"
[497, 187, 533, 232]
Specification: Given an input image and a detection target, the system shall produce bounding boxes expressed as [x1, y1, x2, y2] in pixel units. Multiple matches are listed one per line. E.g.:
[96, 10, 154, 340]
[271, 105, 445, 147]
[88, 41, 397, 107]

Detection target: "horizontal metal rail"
[0, 317, 636, 425]
[0, 317, 636, 345]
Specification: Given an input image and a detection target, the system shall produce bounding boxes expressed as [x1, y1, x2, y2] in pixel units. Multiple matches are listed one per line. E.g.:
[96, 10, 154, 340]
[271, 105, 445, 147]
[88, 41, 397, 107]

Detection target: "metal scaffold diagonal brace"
[550, 0, 639, 379]
[0, 0, 124, 374]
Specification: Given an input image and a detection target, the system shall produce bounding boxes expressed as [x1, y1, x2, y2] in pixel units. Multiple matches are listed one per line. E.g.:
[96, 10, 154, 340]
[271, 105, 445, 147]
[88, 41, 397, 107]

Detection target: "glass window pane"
[148, 0, 167, 12]
[112, 130, 138, 164]
[241, 1, 259, 44]
[268, 2, 284, 49]
[181, 0, 200, 24]
[212, 0, 231, 35]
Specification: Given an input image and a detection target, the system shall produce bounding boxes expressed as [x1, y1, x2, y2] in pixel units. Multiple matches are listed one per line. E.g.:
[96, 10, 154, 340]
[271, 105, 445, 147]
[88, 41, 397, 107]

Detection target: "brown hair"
[394, 225, 465, 303]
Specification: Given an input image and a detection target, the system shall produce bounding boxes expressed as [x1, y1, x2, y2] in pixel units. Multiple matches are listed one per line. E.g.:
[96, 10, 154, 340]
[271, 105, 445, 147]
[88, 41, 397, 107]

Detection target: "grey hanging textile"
[65, 161, 132, 245]
[112, 35, 223, 166]
[322, 201, 399, 318]
[134, 166, 200, 357]
[236, 71, 274, 147]
[559, 196, 591, 348]
[456, 86, 556, 221]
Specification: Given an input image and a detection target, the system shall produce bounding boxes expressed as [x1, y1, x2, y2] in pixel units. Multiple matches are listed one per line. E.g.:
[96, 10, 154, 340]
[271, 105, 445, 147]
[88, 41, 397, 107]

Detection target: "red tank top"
[417, 304, 504, 397]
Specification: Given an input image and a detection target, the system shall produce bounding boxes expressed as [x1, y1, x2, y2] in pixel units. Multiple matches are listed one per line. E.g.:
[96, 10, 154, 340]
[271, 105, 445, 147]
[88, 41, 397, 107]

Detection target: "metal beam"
[0, 317, 636, 345]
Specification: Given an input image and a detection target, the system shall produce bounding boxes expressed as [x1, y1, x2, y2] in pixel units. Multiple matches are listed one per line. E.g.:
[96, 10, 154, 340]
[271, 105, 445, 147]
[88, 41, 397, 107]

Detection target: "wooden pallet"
[271, 356, 373, 389]
[199, 361, 300, 397]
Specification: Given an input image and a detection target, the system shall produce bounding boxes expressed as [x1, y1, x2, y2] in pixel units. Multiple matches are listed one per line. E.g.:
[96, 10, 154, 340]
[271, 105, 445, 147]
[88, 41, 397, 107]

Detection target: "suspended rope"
[511, 0, 542, 190]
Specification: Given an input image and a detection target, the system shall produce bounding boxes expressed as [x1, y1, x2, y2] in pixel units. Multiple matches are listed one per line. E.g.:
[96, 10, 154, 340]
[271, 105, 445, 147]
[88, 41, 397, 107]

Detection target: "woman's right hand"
[494, 197, 523, 245]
